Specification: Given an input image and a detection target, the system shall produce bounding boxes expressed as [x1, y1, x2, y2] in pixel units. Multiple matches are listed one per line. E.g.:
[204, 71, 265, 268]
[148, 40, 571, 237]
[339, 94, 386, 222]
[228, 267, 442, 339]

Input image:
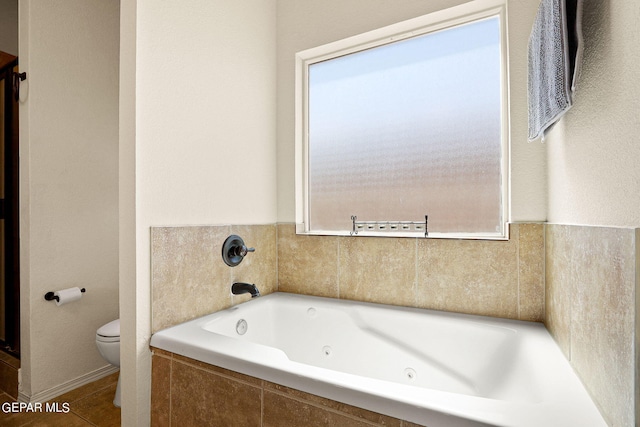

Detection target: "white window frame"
[295, 0, 510, 240]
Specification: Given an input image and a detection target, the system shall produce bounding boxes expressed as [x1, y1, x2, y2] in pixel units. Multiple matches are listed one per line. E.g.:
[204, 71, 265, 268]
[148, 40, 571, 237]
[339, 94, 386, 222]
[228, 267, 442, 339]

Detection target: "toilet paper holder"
[44, 288, 86, 302]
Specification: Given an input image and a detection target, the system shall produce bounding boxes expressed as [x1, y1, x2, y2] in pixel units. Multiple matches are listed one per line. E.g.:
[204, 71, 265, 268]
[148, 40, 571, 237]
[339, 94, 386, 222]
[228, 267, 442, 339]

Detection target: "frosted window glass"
[307, 17, 502, 234]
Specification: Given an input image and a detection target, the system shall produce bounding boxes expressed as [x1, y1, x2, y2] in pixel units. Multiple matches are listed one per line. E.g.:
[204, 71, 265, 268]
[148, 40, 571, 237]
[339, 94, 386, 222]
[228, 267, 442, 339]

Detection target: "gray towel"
[528, 0, 583, 141]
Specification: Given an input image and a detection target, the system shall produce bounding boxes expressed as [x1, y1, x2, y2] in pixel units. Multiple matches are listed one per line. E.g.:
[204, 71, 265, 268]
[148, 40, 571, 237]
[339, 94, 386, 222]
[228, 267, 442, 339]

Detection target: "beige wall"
[19, 0, 120, 398]
[546, 2, 640, 227]
[122, 0, 278, 424]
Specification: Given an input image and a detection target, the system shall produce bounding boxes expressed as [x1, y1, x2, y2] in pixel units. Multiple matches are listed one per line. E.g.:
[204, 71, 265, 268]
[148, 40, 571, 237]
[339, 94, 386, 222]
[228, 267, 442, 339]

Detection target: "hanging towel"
[528, 0, 583, 141]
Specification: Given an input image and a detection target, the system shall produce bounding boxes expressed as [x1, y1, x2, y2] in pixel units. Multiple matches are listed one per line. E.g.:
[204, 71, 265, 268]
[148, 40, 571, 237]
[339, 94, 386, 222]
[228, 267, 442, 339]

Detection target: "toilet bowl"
[96, 319, 121, 407]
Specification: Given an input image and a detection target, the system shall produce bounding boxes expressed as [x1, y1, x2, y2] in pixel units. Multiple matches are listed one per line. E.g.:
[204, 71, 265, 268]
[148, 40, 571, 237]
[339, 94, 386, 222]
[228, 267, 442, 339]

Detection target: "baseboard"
[18, 365, 119, 403]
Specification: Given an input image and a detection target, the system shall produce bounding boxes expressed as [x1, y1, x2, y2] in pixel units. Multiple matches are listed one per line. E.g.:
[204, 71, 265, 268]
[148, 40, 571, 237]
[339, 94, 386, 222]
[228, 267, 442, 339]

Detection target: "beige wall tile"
[339, 236, 417, 306]
[230, 224, 277, 304]
[277, 224, 339, 297]
[153, 223, 547, 330]
[416, 225, 519, 318]
[279, 223, 545, 321]
[568, 226, 635, 427]
[546, 224, 636, 426]
[544, 225, 573, 357]
[151, 224, 277, 332]
[151, 226, 232, 333]
[518, 223, 545, 321]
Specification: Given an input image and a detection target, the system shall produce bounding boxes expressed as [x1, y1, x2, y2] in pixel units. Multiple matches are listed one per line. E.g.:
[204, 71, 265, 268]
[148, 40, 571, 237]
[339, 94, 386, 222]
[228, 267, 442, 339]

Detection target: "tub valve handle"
[222, 235, 255, 267]
[233, 244, 255, 258]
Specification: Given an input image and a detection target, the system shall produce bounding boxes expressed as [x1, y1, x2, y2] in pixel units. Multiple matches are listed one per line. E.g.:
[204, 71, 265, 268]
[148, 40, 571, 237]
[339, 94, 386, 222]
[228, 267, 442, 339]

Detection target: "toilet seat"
[96, 335, 119, 343]
[96, 319, 120, 342]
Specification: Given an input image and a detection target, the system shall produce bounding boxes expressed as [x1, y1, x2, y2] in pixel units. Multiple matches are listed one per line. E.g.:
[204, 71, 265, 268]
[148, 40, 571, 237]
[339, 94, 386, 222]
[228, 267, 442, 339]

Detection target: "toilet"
[96, 319, 121, 407]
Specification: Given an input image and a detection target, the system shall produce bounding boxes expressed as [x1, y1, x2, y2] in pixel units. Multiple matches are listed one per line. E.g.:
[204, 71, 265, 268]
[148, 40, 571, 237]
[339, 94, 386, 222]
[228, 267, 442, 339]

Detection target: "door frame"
[0, 51, 20, 357]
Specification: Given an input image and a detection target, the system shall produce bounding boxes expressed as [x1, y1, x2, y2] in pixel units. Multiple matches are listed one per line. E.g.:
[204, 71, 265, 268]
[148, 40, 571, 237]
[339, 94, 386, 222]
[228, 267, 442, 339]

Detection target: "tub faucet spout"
[231, 282, 261, 298]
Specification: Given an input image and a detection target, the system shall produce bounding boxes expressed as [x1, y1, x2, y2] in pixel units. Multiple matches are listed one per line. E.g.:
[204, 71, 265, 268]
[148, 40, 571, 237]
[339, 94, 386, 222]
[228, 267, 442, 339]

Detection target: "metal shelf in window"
[350, 215, 428, 238]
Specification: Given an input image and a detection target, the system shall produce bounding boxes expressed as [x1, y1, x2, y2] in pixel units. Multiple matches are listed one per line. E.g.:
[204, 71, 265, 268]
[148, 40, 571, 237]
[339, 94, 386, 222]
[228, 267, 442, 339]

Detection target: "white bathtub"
[150, 292, 607, 427]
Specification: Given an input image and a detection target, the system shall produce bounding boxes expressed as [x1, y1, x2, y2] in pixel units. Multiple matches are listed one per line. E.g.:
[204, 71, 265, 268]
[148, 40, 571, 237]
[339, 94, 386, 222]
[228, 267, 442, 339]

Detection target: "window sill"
[295, 224, 510, 241]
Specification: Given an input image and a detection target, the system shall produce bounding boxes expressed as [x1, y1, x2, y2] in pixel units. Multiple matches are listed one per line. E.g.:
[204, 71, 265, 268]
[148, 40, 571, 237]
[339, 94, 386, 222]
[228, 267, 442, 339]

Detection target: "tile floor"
[0, 371, 121, 427]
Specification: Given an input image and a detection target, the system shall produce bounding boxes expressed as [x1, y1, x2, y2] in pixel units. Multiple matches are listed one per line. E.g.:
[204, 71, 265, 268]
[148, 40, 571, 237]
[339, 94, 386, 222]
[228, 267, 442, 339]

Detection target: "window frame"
[295, 0, 510, 240]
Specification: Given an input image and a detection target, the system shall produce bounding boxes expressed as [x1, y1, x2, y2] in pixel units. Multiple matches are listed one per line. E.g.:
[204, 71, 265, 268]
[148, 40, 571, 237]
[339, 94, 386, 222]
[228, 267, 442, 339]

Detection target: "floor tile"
[17, 411, 94, 427]
[0, 373, 121, 427]
[70, 383, 121, 427]
[53, 372, 119, 404]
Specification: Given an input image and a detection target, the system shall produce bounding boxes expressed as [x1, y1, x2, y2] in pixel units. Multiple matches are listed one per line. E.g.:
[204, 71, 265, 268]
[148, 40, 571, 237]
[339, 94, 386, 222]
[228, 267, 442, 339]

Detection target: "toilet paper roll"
[54, 287, 83, 306]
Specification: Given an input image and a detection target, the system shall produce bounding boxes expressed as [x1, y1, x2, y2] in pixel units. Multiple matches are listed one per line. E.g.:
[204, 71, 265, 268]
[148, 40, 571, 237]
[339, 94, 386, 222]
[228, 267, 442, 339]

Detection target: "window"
[295, 0, 509, 239]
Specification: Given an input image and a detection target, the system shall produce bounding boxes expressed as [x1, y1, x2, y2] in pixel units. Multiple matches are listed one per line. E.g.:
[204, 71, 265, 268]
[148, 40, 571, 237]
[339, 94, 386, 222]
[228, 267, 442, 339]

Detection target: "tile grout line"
[171, 355, 262, 389]
[66, 378, 120, 426]
[169, 352, 173, 427]
[68, 381, 119, 405]
[414, 237, 419, 308]
[517, 224, 521, 320]
[265, 386, 388, 426]
[542, 223, 547, 322]
[260, 380, 264, 427]
[336, 236, 341, 299]
[70, 408, 99, 426]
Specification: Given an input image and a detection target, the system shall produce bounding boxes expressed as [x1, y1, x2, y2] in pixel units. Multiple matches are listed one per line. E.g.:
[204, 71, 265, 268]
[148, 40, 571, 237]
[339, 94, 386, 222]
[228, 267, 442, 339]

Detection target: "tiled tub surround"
[151, 225, 277, 333]
[545, 225, 637, 426]
[151, 223, 545, 332]
[277, 223, 545, 322]
[150, 223, 637, 426]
